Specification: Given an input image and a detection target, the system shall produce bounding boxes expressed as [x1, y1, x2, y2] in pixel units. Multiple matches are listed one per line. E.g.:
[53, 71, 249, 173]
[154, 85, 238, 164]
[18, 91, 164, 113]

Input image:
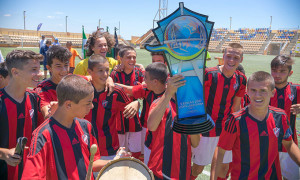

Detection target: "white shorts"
[192, 136, 232, 166]
[279, 152, 300, 180]
[100, 155, 115, 160]
[118, 132, 141, 152]
[144, 145, 151, 166]
[141, 127, 147, 154]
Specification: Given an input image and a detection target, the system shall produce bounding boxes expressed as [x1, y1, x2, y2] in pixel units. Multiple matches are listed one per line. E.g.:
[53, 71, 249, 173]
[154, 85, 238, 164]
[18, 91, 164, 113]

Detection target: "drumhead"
[97, 157, 154, 180]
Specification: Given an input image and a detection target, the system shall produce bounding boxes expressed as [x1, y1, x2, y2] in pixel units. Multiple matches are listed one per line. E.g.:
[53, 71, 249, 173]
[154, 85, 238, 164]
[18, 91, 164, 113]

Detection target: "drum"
[96, 157, 154, 180]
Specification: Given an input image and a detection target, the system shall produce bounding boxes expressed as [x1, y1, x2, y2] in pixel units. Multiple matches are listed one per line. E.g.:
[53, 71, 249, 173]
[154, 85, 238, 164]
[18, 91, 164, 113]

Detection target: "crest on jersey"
[134, 81, 138, 85]
[288, 94, 294, 101]
[102, 100, 108, 108]
[29, 109, 34, 118]
[82, 134, 89, 145]
[273, 127, 280, 138]
[233, 83, 239, 90]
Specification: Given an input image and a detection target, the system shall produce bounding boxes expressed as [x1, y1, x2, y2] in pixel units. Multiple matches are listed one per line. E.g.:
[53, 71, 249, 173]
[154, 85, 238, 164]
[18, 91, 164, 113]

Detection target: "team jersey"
[148, 99, 192, 180]
[241, 93, 250, 108]
[85, 85, 130, 156]
[22, 117, 101, 180]
[218, 106, 292, 180]
[35, 79, 57, 108]
[204, 66, 247, 137]
[270, 82, 300, 151]
[110, 67, 144, 133]
[0, 89, 42, 180]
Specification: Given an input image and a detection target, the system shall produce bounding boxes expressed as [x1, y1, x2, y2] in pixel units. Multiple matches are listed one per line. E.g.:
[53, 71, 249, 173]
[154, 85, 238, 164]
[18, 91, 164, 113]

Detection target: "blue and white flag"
[37, 23, 43, 31]
[0, 50, 4, 63]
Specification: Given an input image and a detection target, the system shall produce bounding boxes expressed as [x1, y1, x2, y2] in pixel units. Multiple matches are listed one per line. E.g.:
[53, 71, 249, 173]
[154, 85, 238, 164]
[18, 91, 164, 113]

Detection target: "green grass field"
[1, 47, 299, 179]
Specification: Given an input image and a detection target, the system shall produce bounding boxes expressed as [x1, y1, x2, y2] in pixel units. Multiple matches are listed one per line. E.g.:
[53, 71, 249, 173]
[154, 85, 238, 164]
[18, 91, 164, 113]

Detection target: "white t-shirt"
[39, 39, 45, 48]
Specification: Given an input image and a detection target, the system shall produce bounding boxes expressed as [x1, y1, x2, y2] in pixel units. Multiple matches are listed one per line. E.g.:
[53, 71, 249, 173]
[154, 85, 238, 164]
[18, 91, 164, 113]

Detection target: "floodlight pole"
[269, 16, 272, 30]
[66, 16, 68, 33]
[99, 19, 101, 29]
[230, 17, 232, 30]
[23, 11, 26, 30]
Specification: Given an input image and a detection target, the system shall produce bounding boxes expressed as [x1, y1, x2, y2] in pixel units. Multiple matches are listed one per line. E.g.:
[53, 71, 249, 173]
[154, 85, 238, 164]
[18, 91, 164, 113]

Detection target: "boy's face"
[92, 37, 108, 57]
[71, 93, 94, 118]
[152, 55, 165, 63]
[223, 47, 243, 73]
[247, 80, 274, 110]
[88, 62, 109, 86]
[46, 43, 51, 47]
[121, 50, 136, 71]
[271, 65, 293, 86]
[66, 44, 72, 49]
[0, 75, 9, 89]
[144, 71, 156, 91]
[15, 59, 42, 88]
[47, 58, 69, 84]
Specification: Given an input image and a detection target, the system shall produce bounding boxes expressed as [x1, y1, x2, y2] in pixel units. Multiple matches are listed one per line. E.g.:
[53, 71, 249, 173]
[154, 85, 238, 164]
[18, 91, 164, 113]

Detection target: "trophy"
[145, 2, 215, 134]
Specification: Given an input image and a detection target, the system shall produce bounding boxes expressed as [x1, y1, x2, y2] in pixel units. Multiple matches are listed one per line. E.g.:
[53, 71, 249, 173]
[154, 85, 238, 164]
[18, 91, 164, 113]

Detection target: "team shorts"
[279, 152, 300, 180]
[141, 127, 147, 154]
[144, 145, 151, 166]
[192, 136, 232, 165]
[118, 131, 141, 152]
[43, 59, 47, 71]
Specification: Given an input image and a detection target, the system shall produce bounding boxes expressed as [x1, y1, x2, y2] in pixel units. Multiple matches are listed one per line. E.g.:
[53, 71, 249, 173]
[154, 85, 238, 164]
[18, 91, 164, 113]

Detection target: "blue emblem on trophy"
[145, 2, 215, 134]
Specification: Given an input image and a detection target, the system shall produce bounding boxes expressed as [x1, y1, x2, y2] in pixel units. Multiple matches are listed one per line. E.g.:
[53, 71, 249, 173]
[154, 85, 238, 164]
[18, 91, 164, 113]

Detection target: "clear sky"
[0, 0, 299, 40]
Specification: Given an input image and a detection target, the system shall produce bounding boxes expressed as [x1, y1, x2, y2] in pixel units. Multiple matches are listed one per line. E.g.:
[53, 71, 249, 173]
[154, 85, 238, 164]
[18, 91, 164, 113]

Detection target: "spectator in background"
[39, 35, 45, 49]
[40, 40, 52, 79]
[52, 38, 60, 46]
[66, 41, 83, 74]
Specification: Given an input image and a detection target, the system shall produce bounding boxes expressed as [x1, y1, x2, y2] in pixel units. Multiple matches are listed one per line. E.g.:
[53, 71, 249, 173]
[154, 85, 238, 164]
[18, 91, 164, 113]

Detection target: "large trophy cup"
[145, 2, 215, 134]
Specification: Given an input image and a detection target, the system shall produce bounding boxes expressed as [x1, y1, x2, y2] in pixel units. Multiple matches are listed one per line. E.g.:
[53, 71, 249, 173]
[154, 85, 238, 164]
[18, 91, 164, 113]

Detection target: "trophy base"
[172, 114, 215, 135]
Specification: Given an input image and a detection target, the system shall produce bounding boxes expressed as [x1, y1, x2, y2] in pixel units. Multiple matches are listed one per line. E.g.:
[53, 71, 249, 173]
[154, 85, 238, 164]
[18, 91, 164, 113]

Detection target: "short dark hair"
[271, 55, 294, 72]
[119, 46, 135, 58]
[86, 31, 115, 57]
[248, 71, 275, 90]
[0, 62, 8, 78]
[56, 75, 94, 106]
[66, 41, 72, 45]
[88, 54, 108, 70]
[115, 44, 126, 56]
[46, 45, 72, 66]
[225, 43, 243, 57]
[45, 40, 52, 45]
[151, 51, 164, 56]
[5, 50, 43, 76]
[145, 62, 168, 84]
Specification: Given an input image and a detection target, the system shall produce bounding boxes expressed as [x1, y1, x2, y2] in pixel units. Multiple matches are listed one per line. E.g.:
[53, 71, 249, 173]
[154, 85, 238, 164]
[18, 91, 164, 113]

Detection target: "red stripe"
[246, 117, 260, 179]
[52, 124, 79, 179]
[5, 98, 18, 179]
[97, 93, 108, 155]
[31, 119, 49, 155]
[46, 129, 59, 179]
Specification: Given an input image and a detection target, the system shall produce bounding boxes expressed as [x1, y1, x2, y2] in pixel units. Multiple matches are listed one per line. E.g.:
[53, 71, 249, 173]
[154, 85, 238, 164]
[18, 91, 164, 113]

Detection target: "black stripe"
[239, 114, 250, 179]
[289, 85, 297, 140]
[162, 109, 173, 178]
[91, 92, 99, 143]
[145, 131, 152, 148]
[271, 110, 284, 151]
[269, 162, 279, 180]
[50, 120, 68, 180]
[257, 118, 269, 178]
[16, 94, 26, 140]
[104, 95, 115, 155]
[179, 134, 188, 180]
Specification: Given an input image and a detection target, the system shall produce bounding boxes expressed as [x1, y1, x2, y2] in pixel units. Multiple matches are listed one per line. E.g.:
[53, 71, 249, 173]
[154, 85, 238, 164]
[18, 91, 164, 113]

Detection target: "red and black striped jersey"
[204, 66, 247, 137]
[22, 117, 101, 180]
[85, 85, 130, 156]
[241, 93, 250, 108]
[132, 84, 164, 128]
[218, 106, 292, 180]
[148, 99, 192, 180]
[0, 89, 42, 180]
[34, 79, 57, 108]
[110, 68, 143, 133]
[270, 83, 300, 151]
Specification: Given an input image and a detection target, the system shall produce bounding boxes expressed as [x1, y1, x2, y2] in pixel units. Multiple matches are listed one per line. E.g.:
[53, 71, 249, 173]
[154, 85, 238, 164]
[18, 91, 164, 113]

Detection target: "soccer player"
[215, 71, 300, 180]
[0, 62, 9, 88]
[0, 50, 43, 180]
[35, 45, 72, 118]
[66, 41, 83, 74]
[115, 62, 168, 165]
[151, 51, 166, 64]
[270, 55, 300, 180]
[40, 40, 52, 79]
[74, 31, 119, 76]
[147, 74, 201, 179]
[22, 75, 129, 179]
[191, 43, 247, 180]
[85, 54, 135, 160]
[110, 46, 143, 159]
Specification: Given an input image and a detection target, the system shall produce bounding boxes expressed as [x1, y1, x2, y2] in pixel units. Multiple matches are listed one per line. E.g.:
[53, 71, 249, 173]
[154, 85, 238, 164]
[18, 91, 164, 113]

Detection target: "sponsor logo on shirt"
[260, 131, 268, 136]
[82, 134, 89, 145]
[102, 100, 108, 108]
[18, 113, 25, 119]
[72, 138, 79, 145]
[224, 85, 229, 89]
[273, 127, 280, 138]
[278, 95, 284, 99]
[288, 94, 294, 101]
